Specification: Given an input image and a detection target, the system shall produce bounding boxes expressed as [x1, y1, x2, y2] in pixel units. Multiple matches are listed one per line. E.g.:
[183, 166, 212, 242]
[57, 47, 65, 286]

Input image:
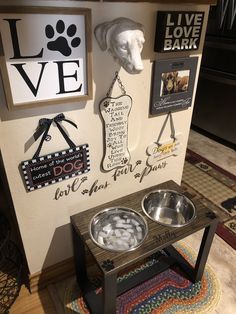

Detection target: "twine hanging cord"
[32, 113, 77, 159]
[156, 112, 176, 146]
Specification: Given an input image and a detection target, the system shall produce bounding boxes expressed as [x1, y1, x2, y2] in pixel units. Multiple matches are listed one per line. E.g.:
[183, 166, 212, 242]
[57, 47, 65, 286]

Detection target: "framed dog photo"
[0, 6, 92, 110]
[149, 57, 198, 115]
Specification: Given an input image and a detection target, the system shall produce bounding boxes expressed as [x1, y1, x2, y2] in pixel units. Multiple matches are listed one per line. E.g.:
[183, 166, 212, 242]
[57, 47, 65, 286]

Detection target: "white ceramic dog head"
[95, 17, 145, 74]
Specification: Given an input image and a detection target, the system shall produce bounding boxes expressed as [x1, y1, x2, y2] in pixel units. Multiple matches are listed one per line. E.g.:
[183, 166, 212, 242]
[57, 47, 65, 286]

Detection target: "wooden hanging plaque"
[146, 135, 182, 166]
[100, 95, 132, 171]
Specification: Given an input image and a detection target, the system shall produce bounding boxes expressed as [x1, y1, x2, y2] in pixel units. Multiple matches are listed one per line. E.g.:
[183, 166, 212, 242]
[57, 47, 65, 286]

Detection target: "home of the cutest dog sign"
[0, 7, 92, 109]
[154, 11, 204, 52]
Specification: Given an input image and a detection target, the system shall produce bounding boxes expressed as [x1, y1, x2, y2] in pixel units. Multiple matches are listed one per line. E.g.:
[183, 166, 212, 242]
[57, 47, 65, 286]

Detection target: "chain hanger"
[106, 71, 126, 97]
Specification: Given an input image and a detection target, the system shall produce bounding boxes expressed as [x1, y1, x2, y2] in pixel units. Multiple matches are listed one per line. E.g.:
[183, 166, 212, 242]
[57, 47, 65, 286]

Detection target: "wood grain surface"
[71, 180, 217, 274]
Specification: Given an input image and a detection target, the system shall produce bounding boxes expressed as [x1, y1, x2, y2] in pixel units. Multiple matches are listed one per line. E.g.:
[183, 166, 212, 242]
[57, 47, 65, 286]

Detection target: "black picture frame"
[150, 57, 198, 115]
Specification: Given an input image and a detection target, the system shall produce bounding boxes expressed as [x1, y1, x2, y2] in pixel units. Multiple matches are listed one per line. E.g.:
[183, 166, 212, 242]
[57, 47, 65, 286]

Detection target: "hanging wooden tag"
[146, 135, 182, 166]
[100, 95, 132, 171]
[20, 114, 90, 192]
[100, 72, 132, 171]
[146, 112, 182, 166]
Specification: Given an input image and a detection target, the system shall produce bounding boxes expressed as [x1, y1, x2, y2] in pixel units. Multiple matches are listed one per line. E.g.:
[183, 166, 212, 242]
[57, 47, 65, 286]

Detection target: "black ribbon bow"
[33, 113, 77, 159]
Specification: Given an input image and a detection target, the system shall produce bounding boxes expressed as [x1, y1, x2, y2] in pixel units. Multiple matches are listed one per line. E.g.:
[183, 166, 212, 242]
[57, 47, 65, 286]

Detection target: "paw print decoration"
[45, 20, 81, 56]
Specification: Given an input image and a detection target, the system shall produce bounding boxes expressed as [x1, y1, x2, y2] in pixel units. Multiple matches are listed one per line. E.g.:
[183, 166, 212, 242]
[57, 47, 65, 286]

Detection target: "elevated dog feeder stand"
[71, 180, 218, 314]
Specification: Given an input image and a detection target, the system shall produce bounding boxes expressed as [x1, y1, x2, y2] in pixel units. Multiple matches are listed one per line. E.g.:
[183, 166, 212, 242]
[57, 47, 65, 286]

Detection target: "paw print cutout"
[101, 259, 114, 271]
[45, 20, 81, 56]
[81, 176, 88, 183]
[104, 101, 110, 108]
[134, 173, 141, 178]
[121, 157, 128, 164]
[205, 211, 217, 219]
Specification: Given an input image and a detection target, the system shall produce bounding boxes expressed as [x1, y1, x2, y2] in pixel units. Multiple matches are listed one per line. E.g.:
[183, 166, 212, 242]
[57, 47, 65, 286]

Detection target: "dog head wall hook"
[94, 17, 145, 74]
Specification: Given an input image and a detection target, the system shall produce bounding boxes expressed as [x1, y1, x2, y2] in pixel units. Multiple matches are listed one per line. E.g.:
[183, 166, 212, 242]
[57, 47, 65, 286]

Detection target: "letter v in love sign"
[0, 7, 92, 109]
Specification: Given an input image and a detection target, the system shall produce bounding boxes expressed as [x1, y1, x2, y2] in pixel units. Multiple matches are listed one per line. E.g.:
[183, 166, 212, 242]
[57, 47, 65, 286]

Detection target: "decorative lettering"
[12, 62, 48, 96]
[155, 11, 204, 52]
[4, 19, 44, 59]
[111, 160, 142, 181]
[54, 176, 88, 200]
[100, 95, 132, 171]
[153, 230, 176, 244]
[21, 145, 89, 192]
[146, 135, 182, 166]
[134, 161, 168, 183]
[82, 180, 110, 197]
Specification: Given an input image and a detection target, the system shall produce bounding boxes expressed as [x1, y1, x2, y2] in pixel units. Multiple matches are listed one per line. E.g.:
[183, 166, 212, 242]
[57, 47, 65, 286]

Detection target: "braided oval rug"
[64, 242, 221, 314]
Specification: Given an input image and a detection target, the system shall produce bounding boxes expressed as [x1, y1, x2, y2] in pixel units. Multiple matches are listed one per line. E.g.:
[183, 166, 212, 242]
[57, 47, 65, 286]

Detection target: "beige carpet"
[184, 232, 236, 314]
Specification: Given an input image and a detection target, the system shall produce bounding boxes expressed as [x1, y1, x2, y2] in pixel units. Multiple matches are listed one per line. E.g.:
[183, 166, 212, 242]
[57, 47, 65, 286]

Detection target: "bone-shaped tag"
[100, 95, 132, 171]
[146, 134, 182, 166]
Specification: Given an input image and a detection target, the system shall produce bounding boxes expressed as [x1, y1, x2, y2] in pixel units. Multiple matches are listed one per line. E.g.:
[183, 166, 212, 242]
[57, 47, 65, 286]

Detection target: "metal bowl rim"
[89, 206, 149, 252]
[141, 189, 196, 228]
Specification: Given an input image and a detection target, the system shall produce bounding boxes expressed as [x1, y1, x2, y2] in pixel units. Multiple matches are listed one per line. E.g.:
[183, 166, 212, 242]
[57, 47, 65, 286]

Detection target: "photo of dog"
[161, 70, 189, 96]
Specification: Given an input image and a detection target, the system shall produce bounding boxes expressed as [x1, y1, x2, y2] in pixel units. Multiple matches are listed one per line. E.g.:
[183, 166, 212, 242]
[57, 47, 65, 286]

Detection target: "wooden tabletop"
[71, 180, 218, 274]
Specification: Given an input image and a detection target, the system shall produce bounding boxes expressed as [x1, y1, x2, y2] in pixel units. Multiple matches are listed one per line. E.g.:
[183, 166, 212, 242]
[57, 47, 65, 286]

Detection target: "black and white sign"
[21, 144, 90, 191]
[0, 7, 92, 109]
[150, 57, 198, 115]
[154, 11, 204, 52]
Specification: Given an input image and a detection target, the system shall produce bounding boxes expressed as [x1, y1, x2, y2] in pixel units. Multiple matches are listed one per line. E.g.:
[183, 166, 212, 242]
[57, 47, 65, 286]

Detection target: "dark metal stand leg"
[71, 224, 88, 291]
[103, 273, 117, 314]
[164, 219, 218, 283]
[193, 219, 218, 282]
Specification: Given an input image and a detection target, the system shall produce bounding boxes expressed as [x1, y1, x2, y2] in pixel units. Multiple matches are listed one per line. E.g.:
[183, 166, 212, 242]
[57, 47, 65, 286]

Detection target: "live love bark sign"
[0, 7, 92, 110]
[154, 11, 204, 52]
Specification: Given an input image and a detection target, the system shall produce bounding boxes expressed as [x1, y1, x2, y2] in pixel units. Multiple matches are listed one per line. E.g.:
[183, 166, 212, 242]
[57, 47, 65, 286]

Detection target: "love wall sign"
[0, 7, 92, 109]
[154, 11, 204, 52]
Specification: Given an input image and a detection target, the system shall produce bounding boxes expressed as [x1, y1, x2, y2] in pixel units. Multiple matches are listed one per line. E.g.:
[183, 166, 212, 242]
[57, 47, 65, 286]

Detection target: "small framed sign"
[0, 6, 92, 110]
[154, 11, 204, 53]
[21, 144, 90, 191]
[150, 57, 198, 115]
[146, 135, 182, 166]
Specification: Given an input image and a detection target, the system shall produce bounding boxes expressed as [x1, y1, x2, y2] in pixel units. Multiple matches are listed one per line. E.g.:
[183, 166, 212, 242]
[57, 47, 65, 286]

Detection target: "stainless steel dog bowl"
[142, 190, 196, 227]
[89, 207, 148, 252]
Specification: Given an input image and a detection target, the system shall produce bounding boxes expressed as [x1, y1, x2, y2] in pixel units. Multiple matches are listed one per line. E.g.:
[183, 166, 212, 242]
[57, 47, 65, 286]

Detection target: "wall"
[0, 0, 209, 274]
